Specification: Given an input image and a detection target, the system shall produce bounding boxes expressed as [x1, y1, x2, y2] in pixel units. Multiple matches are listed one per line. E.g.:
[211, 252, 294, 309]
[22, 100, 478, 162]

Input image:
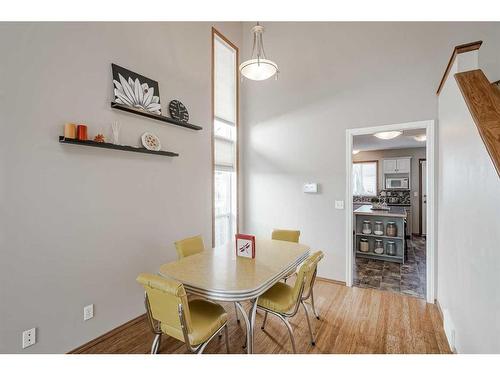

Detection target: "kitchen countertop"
[353, 205, 407, 218]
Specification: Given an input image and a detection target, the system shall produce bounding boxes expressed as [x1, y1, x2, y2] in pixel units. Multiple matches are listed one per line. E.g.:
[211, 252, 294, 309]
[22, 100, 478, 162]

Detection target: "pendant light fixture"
[373, 131, 403, 140]
[239, 22, 279, 81]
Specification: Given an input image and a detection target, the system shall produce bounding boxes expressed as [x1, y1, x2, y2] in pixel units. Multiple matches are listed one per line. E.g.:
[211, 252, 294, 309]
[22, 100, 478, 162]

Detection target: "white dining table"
[159, 238, 310, 354]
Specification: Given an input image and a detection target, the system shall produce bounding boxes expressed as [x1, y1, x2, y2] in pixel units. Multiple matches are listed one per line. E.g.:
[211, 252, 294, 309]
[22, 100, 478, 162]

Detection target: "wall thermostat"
[303, 183, 318, 193]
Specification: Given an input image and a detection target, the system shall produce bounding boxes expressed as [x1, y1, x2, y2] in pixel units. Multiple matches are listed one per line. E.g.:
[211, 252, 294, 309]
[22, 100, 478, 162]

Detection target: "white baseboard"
[442, 307, 458, 353]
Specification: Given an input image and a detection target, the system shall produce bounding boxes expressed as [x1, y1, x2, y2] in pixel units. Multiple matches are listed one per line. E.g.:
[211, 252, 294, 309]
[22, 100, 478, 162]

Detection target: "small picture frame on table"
[235, 234, 256, 259]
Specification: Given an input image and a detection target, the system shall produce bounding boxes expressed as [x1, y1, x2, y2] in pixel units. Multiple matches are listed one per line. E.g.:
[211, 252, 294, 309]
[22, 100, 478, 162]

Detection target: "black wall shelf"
[110, 102, 203, 131]
[59, 136, 179, 157]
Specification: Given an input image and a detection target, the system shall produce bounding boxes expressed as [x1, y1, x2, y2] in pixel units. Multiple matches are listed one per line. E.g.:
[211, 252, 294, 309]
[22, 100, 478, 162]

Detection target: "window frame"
[212, 28, 239, 248]
[352, 160, 379, 197]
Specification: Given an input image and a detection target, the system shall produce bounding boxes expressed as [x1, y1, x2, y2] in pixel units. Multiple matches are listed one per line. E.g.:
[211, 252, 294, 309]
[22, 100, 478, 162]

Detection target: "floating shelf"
[59, 136, 179, 157]
[110, 102, 203, 131]
[355, 233, 404, 240]
[356, 251, 404, 264]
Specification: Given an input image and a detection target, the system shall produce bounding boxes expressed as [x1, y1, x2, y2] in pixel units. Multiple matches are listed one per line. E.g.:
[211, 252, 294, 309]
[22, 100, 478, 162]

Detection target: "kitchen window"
[352, 161, 378, 196]
[212, 29, 238, 247]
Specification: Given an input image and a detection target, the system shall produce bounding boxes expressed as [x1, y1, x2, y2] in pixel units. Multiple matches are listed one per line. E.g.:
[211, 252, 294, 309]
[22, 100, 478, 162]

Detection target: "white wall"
[0, 22, 241, 353]
[241, 22, 500, 282]
[437, 53, 500, 353]
[353, 147, 426, 233]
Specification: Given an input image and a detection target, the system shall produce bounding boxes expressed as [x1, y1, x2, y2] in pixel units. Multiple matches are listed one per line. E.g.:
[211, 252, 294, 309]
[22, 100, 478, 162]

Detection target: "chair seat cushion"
[162, 299, 227, 346]
[258, 282, 295, 314]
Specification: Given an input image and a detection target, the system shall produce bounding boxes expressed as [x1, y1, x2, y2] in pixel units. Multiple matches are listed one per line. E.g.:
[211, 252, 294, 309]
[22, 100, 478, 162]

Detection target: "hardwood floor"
[74, 280, 451, 354]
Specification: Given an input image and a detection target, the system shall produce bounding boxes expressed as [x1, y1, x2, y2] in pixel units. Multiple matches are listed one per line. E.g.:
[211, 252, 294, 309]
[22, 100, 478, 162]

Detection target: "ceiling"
[353, 128, 427, 152]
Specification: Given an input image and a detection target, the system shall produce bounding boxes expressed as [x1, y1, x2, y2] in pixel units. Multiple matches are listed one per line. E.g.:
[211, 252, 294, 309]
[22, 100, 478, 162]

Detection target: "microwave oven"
[386, 177, 409, 189]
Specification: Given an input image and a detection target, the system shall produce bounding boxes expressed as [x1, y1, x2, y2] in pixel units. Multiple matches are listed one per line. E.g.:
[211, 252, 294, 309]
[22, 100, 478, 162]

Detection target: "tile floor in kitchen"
[353, 236, 426, 299]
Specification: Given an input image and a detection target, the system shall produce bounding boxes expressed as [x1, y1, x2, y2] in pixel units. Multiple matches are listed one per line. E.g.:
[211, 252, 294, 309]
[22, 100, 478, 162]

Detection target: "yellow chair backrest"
[291, 251, 324, 302]
[302, 251, 324, 296]
[272, 229, 301, 243]
[136, 273, 192, 337]
[175, 235, 205, 259]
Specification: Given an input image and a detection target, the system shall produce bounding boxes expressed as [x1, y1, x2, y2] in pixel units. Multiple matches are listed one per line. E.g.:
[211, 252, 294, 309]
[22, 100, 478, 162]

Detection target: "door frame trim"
[419, 158, 427, 237]
[345, 120, 436, 303]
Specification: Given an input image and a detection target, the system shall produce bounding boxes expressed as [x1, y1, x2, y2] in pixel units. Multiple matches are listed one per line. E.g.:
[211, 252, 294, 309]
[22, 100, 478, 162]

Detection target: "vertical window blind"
[213, 33, 237, 247]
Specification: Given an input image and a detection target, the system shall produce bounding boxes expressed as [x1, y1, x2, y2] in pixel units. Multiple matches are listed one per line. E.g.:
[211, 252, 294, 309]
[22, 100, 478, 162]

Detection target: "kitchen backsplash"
[354, 190, 411, 205]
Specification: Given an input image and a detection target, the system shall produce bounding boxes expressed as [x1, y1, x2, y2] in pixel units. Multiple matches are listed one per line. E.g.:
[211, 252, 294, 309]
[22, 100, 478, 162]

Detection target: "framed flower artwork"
[112, 63, 162, 115]
[235, 234, 256, 259]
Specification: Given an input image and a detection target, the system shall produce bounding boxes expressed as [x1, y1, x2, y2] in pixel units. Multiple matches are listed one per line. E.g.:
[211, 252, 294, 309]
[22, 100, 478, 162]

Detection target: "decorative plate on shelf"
[168, 100, 189, 123]
[141, 132, 161, 151]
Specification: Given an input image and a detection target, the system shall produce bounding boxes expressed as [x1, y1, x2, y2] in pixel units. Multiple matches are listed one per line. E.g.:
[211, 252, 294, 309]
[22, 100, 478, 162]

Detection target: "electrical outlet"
[335, 200, 344, 209]
[22, 328, 36, 349]
[83, 304, 94, 321]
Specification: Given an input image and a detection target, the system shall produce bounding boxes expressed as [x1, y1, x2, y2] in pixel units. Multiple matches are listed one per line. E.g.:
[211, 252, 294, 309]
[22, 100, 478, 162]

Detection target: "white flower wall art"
[111, 64, 162, 115]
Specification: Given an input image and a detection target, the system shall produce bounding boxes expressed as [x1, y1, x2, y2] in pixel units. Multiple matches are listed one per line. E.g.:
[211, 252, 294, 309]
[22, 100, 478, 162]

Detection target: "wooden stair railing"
[436, 41, 483, 95]
[454, 70, 500, 177]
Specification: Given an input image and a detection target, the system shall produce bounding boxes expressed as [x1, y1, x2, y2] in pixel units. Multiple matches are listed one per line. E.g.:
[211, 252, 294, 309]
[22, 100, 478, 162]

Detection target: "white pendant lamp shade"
[240, 58, 279, 81]
[240, 23, 279, 81]
[414, 134, 427, 142]
[373, 131, 402, 140]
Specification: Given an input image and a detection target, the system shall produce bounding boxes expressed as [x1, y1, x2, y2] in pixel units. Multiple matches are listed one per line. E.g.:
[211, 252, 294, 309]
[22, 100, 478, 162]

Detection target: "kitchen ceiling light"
[239, 23, 279, 81]
[414, 134, 427, 142]
[352, 149, 360, 155]
[373, 131, 403, 140]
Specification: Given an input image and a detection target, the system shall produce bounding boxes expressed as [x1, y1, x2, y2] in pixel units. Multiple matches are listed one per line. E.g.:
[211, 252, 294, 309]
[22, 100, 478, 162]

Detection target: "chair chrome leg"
[261, 311, 268, 330]
[234, 302, 240, 323]
[224, 324, 230, 354]
[277, 314, 296, 354]
[151, 333, 161, 354]
[196, 340, 210, 354]
[301, 301, 315, 345]
[310, 288, 320, 320]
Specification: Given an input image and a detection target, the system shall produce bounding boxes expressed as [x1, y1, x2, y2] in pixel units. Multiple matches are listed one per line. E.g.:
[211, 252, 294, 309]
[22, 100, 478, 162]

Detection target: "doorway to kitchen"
[346, 120, 435, 303]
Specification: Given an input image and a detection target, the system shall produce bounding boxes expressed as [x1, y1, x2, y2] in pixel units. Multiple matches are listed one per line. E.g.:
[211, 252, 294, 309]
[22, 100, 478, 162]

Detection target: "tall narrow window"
[212, 29, 238, 247]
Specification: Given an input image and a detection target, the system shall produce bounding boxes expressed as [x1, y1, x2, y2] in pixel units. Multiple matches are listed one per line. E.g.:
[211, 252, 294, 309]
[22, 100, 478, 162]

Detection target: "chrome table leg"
[235, 299, 257, 354]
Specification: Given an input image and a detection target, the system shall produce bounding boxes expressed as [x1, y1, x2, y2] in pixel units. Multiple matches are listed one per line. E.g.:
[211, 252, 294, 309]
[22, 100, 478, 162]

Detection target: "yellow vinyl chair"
[174, 235, 205, 259]
[137, 273, 229, 354]
[272, 229, 301, 283]
[175, 235, 241, 324]
[258, 251, 324, 353]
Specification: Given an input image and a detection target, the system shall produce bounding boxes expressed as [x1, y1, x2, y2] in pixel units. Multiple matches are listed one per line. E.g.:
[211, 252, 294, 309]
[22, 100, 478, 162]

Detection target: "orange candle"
[64, 123, 76, 139]
[77, 125, 88, 141]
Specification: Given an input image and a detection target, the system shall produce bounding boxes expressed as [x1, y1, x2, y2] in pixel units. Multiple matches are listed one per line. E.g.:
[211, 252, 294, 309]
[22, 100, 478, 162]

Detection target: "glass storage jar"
[386, 241, 397, 256]
[359, 238, 369, 252]
[374, 239, 384, 254]
[386, 222, 398, 237]
[362, 220, 372, 234]
[374, 221, 384, 236]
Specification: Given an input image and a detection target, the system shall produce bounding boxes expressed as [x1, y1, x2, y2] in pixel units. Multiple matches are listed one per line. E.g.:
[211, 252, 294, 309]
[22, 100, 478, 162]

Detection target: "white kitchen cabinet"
[383, 159, 398, 174]
[396, 158, 411, 173]
[383, 157, 411, 174]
